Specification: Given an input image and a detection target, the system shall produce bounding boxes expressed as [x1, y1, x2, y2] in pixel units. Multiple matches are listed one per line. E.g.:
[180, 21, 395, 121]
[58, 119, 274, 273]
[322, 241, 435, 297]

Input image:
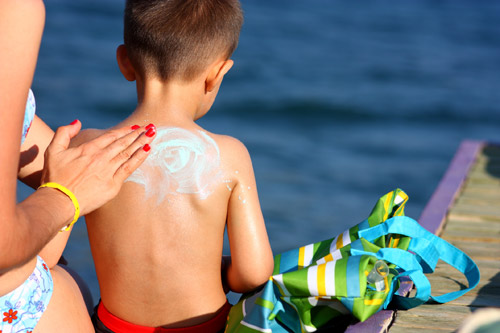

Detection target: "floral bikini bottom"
[0, 256, 53, 333]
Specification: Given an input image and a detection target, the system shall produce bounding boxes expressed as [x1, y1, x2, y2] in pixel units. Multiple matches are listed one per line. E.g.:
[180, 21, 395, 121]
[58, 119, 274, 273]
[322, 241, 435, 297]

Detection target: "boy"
[74, 0, 274, 332]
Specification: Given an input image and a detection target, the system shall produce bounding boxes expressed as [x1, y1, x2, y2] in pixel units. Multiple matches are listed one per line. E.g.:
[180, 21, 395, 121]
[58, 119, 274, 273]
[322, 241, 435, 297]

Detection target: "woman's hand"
[41, 120, 156, 219]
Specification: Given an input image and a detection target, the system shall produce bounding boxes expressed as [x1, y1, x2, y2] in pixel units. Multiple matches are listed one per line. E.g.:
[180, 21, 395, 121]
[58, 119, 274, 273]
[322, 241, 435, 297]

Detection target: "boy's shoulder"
[208, 131, 246, 149]
[205, 131, 251, 161]
[69, 128, 104, 148]
[203, 132, 255, 183]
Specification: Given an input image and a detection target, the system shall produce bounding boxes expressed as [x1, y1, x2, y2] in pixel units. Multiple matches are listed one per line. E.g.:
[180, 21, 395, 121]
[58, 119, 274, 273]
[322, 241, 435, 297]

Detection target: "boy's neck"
[126, 77, 207, 127]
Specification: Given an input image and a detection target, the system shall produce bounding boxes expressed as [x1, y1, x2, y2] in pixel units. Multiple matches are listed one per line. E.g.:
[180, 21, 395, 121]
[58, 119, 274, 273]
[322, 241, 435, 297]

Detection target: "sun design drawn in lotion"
[125, 127, 222, 203]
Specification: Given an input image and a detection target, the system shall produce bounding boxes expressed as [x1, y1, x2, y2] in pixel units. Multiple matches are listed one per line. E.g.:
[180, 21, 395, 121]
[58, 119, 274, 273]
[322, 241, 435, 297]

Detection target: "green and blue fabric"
[225, 189, 479, 333]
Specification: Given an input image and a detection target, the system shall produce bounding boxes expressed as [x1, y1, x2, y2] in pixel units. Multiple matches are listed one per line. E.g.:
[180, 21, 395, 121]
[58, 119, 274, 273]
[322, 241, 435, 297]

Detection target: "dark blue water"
[17, 0, 500, 302]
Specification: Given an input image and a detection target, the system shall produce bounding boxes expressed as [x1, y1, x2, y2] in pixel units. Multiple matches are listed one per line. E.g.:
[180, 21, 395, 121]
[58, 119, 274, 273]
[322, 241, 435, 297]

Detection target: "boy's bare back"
[81, 122, 271, 327]
[78, 0, 273, 329]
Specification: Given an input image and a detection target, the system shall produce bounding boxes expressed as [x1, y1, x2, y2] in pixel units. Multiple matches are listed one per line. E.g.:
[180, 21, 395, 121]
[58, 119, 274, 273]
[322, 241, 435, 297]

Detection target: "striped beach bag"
[225, 189, 480, 332]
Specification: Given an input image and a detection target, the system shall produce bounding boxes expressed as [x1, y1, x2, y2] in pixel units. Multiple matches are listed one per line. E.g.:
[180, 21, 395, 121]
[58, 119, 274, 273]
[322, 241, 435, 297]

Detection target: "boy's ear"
[206, 59, 234, 93]
[116, 44, 136, 82]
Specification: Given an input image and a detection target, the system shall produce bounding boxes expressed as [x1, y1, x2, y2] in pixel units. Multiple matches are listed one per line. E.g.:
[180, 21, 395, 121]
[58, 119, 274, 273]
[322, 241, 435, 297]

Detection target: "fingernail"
[70, 119, 78, 125]
[145, 123, 155, 130]
[143, 144, 151, 152]
[145, 127, 156, 137]
[131, 125, 140, 130]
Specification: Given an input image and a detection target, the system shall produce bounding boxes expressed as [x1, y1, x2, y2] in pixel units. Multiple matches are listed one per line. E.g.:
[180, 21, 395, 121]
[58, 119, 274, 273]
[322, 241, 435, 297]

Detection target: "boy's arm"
[225, 138, 274, 293]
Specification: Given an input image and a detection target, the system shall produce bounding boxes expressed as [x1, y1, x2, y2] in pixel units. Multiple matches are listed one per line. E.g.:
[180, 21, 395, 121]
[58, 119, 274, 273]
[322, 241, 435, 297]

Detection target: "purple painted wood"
[418, 140, 484, 235]
[344, 310, 394, 333]
[395, 276, 413, 297]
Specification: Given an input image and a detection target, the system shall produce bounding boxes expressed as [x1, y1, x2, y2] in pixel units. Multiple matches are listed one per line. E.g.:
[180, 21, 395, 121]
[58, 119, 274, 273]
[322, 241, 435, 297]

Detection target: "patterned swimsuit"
[0, 257, 53, 333]
[21, 89, 36, 145]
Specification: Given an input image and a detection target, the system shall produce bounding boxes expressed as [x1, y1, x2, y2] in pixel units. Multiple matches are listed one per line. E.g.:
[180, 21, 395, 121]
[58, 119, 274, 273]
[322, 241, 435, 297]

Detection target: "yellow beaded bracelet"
[38, 182, 80, 232]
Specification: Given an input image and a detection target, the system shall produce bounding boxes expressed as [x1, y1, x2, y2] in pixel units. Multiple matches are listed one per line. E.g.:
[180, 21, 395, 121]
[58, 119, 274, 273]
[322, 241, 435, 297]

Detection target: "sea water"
[17, 0, 500, 302]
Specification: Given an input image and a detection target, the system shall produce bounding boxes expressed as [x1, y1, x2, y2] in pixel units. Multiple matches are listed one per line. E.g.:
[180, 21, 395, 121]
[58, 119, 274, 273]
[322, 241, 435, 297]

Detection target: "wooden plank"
[447, 212, 500, 224]
[445, 218, 500, 232]
[389, 326, 452, 333]
[429, 262, 499, 282]
[461, 181, 500, 190]
[392, 306, 470, 330]
[459, 191, 500, 203]
[389, 305, 478, 332]
[426, 274, 500, 297]
[450, 203, 500, 220]
[437, 241, 500, 261]
[440, 294, 500, 308]
[442, 230, 500, 243]
[456, 195, 500, 207]
[460, 183, 500, 197]
[466, 173, 500, 186]
[465, 160, 500, 182]
[448, 206, 500, 222]
[470, 259, 500, 270]
[418, 141, 484, 235]
[398, 303, 477, 315]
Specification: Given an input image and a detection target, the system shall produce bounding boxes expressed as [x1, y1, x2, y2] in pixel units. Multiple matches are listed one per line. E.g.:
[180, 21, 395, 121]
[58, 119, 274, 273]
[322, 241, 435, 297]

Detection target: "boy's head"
[123, 0, 243, 82]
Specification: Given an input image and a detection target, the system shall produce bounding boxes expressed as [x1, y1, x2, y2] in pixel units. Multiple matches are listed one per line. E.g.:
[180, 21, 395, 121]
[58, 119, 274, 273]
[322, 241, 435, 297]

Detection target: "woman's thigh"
[34, 265, 93, 332]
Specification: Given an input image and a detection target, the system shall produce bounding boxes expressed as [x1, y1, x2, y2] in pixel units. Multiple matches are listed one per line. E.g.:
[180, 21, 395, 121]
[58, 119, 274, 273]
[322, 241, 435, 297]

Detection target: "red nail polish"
[145, 128, 156, 137]
[70, 119, 78, 125]
[143, 144, 151, 152]
[131, 125, 140, 130]
[145, 123, 155, 130]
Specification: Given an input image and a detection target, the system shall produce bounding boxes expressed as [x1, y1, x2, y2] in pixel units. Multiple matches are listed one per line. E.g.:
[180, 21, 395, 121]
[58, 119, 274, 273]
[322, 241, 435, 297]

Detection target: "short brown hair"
[124, 0, 243, 81]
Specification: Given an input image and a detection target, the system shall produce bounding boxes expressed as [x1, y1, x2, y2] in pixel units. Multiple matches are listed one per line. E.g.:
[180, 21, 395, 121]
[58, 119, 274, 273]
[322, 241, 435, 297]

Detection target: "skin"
[75, 45, 274, 328]
[126, 127, 224, 201]
[0, 1, 156, 331]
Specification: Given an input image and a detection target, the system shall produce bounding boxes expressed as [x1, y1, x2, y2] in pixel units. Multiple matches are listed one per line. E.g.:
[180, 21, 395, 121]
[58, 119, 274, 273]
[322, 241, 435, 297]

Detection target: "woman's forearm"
[1, 187, 74, 272]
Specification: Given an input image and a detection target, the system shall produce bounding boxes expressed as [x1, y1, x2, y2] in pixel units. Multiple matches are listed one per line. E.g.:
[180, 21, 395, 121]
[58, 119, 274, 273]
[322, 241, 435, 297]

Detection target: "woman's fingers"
[102, 124, 155, 165]
[114, 142, 152, 183]
[110, 125, 156, 182]
[85, 124, 140, 151]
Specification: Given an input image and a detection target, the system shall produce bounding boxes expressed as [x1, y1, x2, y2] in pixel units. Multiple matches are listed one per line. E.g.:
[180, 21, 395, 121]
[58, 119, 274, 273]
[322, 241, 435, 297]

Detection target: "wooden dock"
[390, 141, 500, 332]
[347, 141, 500, 332]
